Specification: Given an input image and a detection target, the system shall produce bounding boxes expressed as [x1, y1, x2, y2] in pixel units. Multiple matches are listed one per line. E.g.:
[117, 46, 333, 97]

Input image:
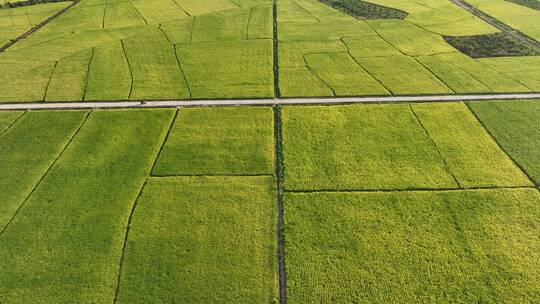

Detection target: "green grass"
[0, 110, 87, 228]
[0, 111, 22, 132]
[190, 9, 249, 42]
[343, 36, 401, 58]
[478, 56, 540, 91]
[354, 56, 453, 94]
[419, 53, 530, 93]
[416, 55, 491, 93]
[116, 176, 277, 303]
[304, 52, 390, 96]
[0, 2, 70, 41]
[468, 0, 540, 40]
[85, 41, 131, 101]
[0, 109, 174, 302]
[1, 0, 539, 101]
[175, 40, 274, 98]
[45, 49, 93, 102]
[122, 34, 190, 100]
[279, 66, 334, 97]
[469, 100, 540, 185]
[0, 55, 54, 102]
[281, 104, 457, 190]
[285, 188, 540, 303]
[278, 40, 347, 67]
[367, 19, 457, 56]
[153, 107, 274, 175]
[411, 103, 532, 187]
[282, 103, 531, 191]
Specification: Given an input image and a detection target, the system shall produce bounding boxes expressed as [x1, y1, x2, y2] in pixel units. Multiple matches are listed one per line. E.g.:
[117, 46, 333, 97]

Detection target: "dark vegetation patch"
[1, 0, 68, 9]
[319, 0, 408, 19]
[444, 32, 540, 58]
[505, 0, 540, 10]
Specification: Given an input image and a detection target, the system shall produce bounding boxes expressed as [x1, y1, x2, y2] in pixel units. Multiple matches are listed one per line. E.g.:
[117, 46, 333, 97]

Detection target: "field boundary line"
[126, 0, 148, 25]
[120, 39, 134, 100]
[273, 106, 287, 304]
[302, 54, 336, 96]
[465, 103, 538, 187]
[0, 110, 25, 137]
[113, 178, 148, 303]
[113, 108, 178, 303]
[150, 108, 179, 175]
[43, 61, 58, 101]
[409, 104, 461, 188]
[173, 44, 193, 99]
[1, 93, 540, 110]
[272, 0, 280, 98]
[0, 111, 90, 238]
[82, 47, 96, 101]
[285, 185, 536, 194]
[0, 0, 82, 52]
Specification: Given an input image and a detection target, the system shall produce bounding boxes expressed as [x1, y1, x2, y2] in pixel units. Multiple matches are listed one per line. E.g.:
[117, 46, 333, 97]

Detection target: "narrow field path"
[450, 0, 540, 50]
[1, 93, 540, 111]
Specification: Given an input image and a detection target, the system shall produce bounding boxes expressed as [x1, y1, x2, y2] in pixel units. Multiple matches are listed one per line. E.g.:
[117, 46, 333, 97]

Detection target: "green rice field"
[0, 0, 539, 101]
[1, 0, 540, 302]
[0, 100, 539, 302]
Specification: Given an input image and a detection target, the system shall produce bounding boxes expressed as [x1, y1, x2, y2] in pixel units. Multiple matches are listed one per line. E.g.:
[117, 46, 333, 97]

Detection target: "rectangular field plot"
[0, 109, 174, 302]
[285, 188, 540, 303]
[45, 49, 93, 102]
[122, 35, 190, 100]
[115, 176, 277, 303]
[469, 100, 540, 185]
[176, 40, 273, 98]
[153, 107, 274, 175]
[279, 66, 334, 97]
[282, 103, 530, 191]
[304, 52, 390, 96]
[411, 103, 531, 188]
[85, 41, 132, 101]
[355, 56, 453, 94]
[0, 111, 87, 229]
[0, 55, 55, 102]
[367, 20, 457, 56]
[281, 104, 457, 190]
[478, 56, 540, 92]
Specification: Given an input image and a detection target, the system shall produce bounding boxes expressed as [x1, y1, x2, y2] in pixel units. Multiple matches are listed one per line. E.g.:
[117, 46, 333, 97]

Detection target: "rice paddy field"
[0, 100, 539, 302]
[1, 0, 540, 302]
[0, 0, 539, 101]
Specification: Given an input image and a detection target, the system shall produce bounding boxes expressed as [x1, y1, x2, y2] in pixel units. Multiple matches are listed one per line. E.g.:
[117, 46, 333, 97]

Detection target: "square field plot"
[285, 189, 540, 303]
[153, 107, 275, 176]
[281, 103, 531, 191]
[115, 176, 277, 303]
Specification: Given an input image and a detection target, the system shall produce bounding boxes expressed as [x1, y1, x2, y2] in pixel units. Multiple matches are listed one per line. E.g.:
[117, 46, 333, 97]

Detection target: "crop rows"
[278, 0, 540, 97]
[1, 0, 540, 101]
[0, 0, 274, 102]
[0, 101, 539, 302]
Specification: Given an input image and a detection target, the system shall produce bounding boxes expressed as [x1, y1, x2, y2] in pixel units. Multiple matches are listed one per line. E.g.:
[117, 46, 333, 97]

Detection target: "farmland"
[0, 0, 539, 101]
[0, 101, 539, 302]
[1, 0, 540, 302]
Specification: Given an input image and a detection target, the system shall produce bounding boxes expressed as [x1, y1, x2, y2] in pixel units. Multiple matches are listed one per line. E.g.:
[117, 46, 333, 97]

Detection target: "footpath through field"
[1, 93, 540, 111]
